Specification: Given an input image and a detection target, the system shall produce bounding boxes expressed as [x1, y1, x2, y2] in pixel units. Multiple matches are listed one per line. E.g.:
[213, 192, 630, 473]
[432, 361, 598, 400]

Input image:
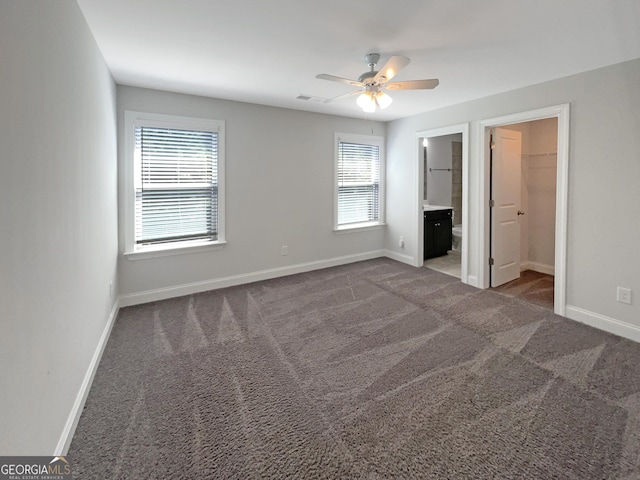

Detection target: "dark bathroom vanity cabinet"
[424, 208, 452, 260]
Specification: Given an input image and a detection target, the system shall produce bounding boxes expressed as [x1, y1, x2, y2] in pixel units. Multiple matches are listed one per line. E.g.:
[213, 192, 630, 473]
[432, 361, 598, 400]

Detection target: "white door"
[491, 127, 522, 287]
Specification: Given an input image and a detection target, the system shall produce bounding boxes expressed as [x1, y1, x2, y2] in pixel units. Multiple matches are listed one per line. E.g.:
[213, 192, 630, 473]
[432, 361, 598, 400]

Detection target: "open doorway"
[478, 104, 570, 316]
[490, 118, 558, 310]
[415, 124, 469, 282]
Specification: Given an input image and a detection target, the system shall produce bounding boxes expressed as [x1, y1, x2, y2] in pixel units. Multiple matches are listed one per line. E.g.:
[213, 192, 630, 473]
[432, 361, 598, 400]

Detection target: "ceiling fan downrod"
[359, 53, 380, 85]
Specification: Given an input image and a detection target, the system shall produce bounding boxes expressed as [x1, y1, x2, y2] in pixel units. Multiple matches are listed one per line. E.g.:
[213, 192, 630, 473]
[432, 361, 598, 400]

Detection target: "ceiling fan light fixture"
[356, 90, 392, 112]
[317, 53, 438, 112]
[375, 91, 392, 109]
[357, 92, 376, 112]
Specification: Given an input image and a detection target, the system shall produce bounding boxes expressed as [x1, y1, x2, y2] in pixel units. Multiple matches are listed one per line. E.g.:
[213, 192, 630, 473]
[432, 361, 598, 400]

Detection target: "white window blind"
[337, 141, 381, 226]
[135, 126, 218, 246]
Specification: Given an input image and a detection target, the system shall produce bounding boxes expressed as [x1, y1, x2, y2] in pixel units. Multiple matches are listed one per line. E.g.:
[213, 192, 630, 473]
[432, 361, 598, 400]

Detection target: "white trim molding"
[566, 305, 640, 344]
[334, 132, 386, 231]
[55, 299, 120, 455]
[384, 249, 414, 266]
[520, 261, 555, 276]
[466, 275, 480, 288]
[476, 103, 570, 317]
[123, 111, 226, 259]
[120, 250, 386, 307]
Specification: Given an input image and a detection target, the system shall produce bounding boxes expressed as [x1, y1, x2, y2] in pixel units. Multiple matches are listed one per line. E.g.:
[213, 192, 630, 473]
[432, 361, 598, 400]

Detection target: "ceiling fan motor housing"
[360, 53, 382, 85]
[358, 71, 379, 85]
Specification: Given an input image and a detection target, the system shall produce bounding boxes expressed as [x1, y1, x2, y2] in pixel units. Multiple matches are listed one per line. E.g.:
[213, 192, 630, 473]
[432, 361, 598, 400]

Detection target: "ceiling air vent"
[296, 94, 326, 103]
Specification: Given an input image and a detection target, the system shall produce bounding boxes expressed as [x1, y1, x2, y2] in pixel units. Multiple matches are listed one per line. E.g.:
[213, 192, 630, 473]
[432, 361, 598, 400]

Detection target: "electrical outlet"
[617, 287, 632, 305]
[399, 236, 405, 248]
[281, 245, 288, 256]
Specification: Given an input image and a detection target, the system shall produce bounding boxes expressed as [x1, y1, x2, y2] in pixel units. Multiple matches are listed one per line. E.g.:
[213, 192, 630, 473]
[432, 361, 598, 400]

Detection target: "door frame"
[414, 123, 470, 283]
[477, 104, 570, 315]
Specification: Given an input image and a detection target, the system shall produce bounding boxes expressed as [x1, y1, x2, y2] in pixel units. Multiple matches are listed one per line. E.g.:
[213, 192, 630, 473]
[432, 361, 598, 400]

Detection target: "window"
[124, 112, 225, 258]
[334, 133, 384, 230]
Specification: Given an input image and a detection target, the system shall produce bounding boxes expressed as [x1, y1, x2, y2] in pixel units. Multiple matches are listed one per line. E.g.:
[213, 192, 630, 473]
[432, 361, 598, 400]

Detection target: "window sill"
[333, 222, 386, 234]
[125, 240, 227, 261]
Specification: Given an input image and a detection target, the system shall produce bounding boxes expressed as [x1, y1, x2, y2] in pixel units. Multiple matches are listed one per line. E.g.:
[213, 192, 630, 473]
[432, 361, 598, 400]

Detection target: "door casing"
[478, 104, 570, 315]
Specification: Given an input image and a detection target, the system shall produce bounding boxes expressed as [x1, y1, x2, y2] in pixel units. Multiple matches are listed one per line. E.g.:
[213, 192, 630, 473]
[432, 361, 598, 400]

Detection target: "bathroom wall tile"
[453, 191, 462, 225]
[450, 142, 464, 226]
[424, 158, 428, 201]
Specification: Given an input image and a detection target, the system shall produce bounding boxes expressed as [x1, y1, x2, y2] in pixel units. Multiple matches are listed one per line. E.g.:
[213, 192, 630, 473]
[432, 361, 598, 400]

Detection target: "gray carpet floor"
[69, 258, 640, 479]
[493, 269, 555, 311]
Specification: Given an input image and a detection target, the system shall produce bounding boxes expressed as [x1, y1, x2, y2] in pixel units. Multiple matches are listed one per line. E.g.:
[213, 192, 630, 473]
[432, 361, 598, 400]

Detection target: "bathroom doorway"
[478, 104, 570, 316]
[415, 124, 469, 282]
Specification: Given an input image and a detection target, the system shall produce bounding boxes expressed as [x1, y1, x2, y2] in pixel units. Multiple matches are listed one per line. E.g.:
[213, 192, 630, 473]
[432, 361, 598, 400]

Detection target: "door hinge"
[490, 141, 496, 150]
[489, 257, 495, 266]
[489, 199, 495, 208]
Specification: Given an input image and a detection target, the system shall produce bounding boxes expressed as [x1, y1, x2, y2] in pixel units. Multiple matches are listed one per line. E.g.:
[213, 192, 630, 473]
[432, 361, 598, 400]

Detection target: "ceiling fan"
[316, 53, 439, 112]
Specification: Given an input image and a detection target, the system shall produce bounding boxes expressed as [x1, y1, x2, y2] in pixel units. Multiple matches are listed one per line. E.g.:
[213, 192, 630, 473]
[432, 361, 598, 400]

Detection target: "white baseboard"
[55, 298, 120, 455]
[565, 305, 640, 343]
[466, 275, 480, 288]
[384, 249, 414, 266]
[120, 250, 386, 307]
[520, 261, 555, 275]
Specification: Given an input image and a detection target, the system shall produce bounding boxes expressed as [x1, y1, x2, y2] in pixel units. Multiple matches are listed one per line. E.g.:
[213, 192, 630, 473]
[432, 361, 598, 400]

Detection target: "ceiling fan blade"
[374, 55, 410, 83]
[384, 79, 439, 90]
[316, 74, 364, 87]
[323, 90, 363, 103]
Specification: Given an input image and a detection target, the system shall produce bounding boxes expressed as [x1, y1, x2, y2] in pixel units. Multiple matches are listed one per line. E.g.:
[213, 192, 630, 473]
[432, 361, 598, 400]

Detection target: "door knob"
[517, 210, 525, 216]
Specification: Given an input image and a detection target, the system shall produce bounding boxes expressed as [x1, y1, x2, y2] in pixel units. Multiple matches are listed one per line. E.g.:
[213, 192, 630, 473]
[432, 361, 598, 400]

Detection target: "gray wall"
[386, 58, 640, 329]
[524, 118, 558, 270]
[0, 1, 118, 454]
[117, 86, 386, 299]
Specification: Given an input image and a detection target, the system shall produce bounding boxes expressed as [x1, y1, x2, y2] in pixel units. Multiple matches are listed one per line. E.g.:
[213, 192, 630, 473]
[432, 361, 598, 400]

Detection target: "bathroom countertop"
[423, 204, 453, 211]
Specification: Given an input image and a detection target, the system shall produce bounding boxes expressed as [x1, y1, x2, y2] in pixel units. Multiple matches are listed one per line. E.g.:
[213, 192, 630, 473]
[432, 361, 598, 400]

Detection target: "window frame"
[333, 132, 385, 232]
[124, 111, 226, 260]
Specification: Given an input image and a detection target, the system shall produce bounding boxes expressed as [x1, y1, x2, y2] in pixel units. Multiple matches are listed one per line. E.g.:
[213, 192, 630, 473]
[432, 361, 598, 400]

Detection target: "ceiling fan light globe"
[357, 92, 375, 112]
[362, 101, 376, 113]
[376, 91, 392, 109]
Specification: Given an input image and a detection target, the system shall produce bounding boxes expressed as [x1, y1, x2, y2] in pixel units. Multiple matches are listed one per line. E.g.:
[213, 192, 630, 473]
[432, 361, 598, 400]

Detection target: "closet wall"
[509, 118, 558, 273]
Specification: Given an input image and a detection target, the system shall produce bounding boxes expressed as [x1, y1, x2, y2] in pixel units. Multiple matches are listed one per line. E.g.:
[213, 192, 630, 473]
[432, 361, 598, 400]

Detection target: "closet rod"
[429, 168, 452, 172]
[522, 152, 557, 157]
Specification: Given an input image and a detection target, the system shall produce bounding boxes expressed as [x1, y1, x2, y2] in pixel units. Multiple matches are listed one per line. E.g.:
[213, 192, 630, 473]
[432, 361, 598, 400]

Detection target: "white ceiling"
[76, 0, 640, 122]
